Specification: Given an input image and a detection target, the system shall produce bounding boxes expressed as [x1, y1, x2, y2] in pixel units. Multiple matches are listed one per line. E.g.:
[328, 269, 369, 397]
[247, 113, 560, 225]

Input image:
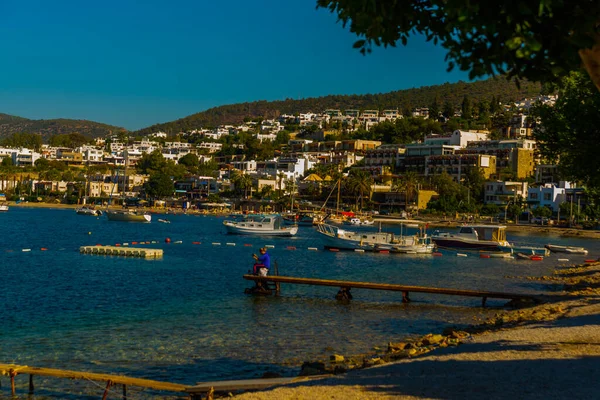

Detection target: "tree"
[345, 169, 374, 209]
[144, 173, 174, 198]
[531, 71, 600, 189]
[461, 95, 472, 120]
[317, 0, 600, 91]
[428, 96, 440, 122]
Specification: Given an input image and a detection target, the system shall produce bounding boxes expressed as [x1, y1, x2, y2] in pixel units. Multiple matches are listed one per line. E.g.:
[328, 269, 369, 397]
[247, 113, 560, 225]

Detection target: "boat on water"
[431, 224, 511, 251]
[317, 223, 435, 253]
[158, 218, 171, 224]
[282, 211, 318, 226]
[75, 206, 102, 216]
[344, 217, 375, 226]
[545, 244, 589, 255]
[0, 201, 9, 212]
[223, 214, 298, 236]
[106, 209, 151, 223]
[516, 252, 544, 261]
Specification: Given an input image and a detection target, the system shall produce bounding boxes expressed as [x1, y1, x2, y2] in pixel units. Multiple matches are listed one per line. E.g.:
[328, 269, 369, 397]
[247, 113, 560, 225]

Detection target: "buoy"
[174, 240, 182, 244]
[115, 244, 121, 247]
[558, 258, 569, 262]
[354, 249, 365, 253]
[40, 248, 48, 251]
[165, 238, 171, 243]
[286, 246, 296, 250]
[530, 255, 543, 261]
[308, 247, 318, 251]
[192, 241, 201, 245]
[132, 241, 138, 245]
[457, 253, 467, 257]
[480, 254, 491, 259]
[585, 259, 596, 263]
[22, 249, 31, 252]
[432, 252, 443, 256]
[226, 243, 236, 246]
[244, 243, 253, 246]
[378, 250, 390, 254]
[88, 232, 92, 235]
[329, 248, 339, 252]
[212, 242, 221, 246]
[265, 245, 275, 248]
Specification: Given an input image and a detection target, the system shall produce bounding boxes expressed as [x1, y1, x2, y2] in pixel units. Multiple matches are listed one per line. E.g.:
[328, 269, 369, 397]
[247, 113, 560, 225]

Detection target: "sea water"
[1, 208, 598, 398]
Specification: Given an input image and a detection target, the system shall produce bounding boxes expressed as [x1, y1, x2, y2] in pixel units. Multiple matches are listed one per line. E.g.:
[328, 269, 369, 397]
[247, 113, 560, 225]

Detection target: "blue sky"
[0, 0, 472, 131]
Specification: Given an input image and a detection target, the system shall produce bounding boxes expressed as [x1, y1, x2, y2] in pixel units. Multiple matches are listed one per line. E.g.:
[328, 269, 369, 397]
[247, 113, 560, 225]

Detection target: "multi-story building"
[484, 181, 529, 205]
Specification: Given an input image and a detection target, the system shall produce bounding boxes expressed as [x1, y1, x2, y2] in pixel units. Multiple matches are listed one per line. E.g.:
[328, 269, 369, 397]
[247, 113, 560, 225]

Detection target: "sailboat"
[105, 158, 151, 223]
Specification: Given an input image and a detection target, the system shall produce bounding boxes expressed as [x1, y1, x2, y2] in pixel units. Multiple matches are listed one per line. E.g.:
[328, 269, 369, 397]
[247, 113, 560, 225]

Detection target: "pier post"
[29, 374, 34, 395]
[273, 261, 280, 294]
[102, 380, 113, 400]
[123, 384, 127, 399]
[402, 291, 411, 303]
[9, 368, 16, 396]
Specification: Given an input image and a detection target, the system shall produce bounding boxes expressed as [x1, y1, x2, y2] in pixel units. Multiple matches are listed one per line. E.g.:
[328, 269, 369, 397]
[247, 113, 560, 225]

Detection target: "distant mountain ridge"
[0, 113, 126, 142]
[135, 77, 542, 135]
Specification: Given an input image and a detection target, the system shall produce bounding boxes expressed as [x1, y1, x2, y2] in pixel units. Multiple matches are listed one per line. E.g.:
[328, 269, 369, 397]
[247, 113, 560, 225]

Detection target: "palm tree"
[393, 171, 420, 211]
[346, 169, 374, 210]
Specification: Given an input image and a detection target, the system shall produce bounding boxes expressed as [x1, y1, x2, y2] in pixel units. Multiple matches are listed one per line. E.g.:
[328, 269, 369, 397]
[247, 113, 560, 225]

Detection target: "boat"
[106, 209, 151, 223]
[282, 211, 317, 226]
[316, 223, 435, 253]
[344, 217, 375, 226]
[0, 201, 8, 212]
[506, 244, 550, 256]
[223, 214, 298, 236]
[75, 206, 102, 216]
[431, 224, 511, 251]
[158, 218, 171, 223]
[545, 244, 589, 255]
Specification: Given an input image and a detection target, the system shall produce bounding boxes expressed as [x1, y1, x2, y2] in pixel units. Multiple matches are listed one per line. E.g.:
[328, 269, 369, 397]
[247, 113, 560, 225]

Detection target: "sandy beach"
[230, 262, 600, 399]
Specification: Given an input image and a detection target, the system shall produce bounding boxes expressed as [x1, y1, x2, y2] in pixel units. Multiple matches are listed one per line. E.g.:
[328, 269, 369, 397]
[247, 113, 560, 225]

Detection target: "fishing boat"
[282, 211, 317, 226]
[317, 223, 435, 253]
[75, 206, 102, 216]
[223, 214, 298, 236]
[431, 224, 511, 251]
[106, 209, 151, 223]
[545, 244, 589, 255]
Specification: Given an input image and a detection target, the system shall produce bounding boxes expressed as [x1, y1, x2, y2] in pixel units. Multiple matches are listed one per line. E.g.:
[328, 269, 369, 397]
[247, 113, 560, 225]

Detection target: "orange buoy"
[115, 244, 121, 247]
[165, 238, 171, 243]
[132, 241, 138, 245]
[329, 248, 339, 252]
[585, 259, 596, 263]
[286, 246, 296, 250]
[530, 256, 543, 261]
[244, 243, 253, 247]
[40, 248, 48, 251]
[480, 254, 491, 259]
[192, 241, 201, 245]
[378, 250, 390, 254]
[432, 252, 443, 256]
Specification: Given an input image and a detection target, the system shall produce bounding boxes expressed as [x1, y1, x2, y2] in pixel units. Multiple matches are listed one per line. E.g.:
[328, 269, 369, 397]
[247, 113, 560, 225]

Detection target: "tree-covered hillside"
[136, 77, 541, 134]
[0, 113, 126, 142]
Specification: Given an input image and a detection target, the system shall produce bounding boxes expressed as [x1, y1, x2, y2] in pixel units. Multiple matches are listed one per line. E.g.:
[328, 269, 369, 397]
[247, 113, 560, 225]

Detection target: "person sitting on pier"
[252, 247, 270, 276]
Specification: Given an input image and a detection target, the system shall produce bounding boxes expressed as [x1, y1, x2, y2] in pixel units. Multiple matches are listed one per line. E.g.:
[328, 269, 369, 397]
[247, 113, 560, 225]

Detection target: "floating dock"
[79, 245, 163, 258]
[243, 274, 541, 307]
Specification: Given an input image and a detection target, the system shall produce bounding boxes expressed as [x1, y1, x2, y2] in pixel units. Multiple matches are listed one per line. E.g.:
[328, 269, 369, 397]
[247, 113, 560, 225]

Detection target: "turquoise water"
[1, 208, 598, 398]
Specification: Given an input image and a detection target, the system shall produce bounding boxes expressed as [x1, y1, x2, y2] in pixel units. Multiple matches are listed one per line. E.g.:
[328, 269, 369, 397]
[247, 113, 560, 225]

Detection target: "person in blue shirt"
[252, 247, 270, 276]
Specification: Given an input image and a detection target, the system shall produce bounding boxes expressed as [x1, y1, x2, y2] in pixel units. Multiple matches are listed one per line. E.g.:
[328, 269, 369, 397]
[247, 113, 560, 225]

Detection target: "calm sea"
[1, 208, 598, 398]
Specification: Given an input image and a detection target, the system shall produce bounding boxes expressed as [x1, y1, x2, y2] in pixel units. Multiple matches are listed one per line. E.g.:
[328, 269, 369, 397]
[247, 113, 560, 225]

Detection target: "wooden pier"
[79, 245, 163, 258]
[0, 363, 187, 398]
[0, 363, 328, 399]
[243, 274, 541, 306]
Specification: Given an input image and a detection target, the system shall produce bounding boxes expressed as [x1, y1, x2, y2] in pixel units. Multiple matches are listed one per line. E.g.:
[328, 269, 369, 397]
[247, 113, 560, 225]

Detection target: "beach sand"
[230, 263, 600, 399]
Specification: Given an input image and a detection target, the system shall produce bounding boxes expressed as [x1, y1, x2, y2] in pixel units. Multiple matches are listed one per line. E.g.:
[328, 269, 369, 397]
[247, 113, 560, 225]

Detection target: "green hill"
[135, 77, 542, 134]
[0, 113, 127, 142]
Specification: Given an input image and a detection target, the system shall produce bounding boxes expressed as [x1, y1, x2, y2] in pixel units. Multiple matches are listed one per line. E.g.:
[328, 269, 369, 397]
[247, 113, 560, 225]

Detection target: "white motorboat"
[106, 209, 151, 223]
[0, 201, 8, 212]
[545, 244, 589, 255]
[75, 206, 102, 216]
[317, 223, 435, 253]
[223, 214, 298, 236]
[431, 224, 511, 251]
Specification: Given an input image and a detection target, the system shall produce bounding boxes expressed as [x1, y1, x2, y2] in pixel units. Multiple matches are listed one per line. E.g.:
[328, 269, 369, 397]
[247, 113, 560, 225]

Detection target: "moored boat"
[545, 244, 589, 255]
[106, 209, 151, 222]
[0, 201, 9, 212]
[431, 224, 511, 251]
[75, 206, 102, 216]
[317, 223, 435, 253]
[223, 214, 298, 236]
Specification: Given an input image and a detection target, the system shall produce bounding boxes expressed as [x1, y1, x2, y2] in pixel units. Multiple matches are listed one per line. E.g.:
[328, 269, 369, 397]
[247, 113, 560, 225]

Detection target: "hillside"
[136, 77, 542, 134]
[0, 113, 127, 142]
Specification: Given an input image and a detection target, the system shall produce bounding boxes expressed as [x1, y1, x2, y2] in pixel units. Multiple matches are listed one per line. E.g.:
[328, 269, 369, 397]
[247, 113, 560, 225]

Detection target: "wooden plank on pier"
[0, 364, 187, 393]
[243, 274, 540, 303]
[186, 375, 330, 394]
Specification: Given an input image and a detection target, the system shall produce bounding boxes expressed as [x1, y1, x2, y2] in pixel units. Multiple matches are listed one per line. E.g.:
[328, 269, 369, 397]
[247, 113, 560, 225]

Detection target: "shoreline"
[231, 261, 600, 399]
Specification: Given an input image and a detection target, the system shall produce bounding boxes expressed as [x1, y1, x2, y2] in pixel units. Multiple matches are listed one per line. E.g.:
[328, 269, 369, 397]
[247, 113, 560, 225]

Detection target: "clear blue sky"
[0, 0, 472, 131]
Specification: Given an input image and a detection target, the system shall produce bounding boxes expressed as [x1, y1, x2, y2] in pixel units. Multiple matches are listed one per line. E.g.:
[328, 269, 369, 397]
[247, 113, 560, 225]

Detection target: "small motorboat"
[545, 244, 588, 255]
[158, 219, 171, 224]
